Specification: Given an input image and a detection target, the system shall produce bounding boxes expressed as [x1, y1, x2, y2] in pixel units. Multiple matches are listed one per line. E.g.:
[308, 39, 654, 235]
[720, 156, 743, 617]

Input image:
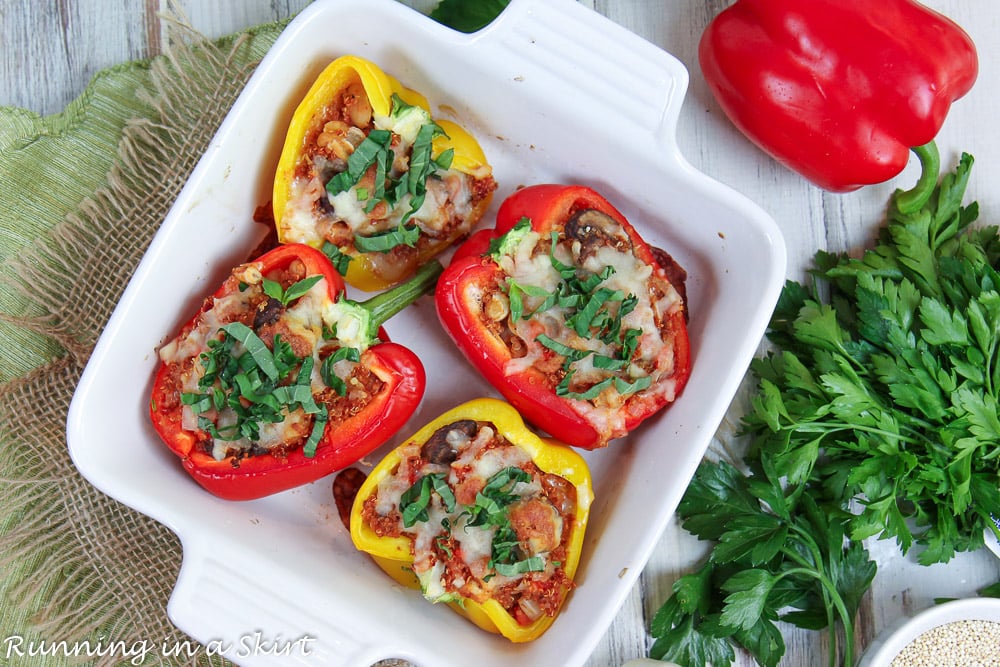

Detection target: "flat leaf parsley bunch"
[652, 150, 1000, 667]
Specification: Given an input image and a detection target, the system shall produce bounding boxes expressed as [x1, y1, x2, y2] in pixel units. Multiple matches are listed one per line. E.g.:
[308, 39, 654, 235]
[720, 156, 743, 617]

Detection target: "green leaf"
[320, 242, 350, 275]
[830, 541, 877, 621]
[302, 407, 328, 458]
[220, 322, 279, 381]
[953, 386, 1000, 441]
[649, 606, 736, 667]
[919, 296, 969, 346]
[719, 569, 778, 632]
[319, 346, 360, 396]
[792, 302, 849, 355]
[732, 616, 785, 667]
[400, 473, 453, 528]
[713, 514, 788, 566]
[678, 461, 762, 541]
[399, 120, 450, 223]
[354, 223, 421, 253]
[327, 129, 392, 196]
[666, 564, 717, 617]
[429, 0, 510, 33]
[771, 435, 820, 485]
[282, 275, 324, 305]
[493, 555, 545, 577]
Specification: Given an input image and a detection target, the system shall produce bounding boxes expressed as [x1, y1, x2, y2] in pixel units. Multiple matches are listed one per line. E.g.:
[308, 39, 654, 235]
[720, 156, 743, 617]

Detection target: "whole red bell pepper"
[699, 0, 978, 193]
[436, 184, 691, 449]
[150, 243, 435, 500]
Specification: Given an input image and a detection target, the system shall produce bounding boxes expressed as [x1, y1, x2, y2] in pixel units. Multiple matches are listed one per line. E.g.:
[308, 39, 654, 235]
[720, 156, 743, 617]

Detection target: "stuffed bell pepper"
[150, 244, 434, 500]
[273, 54, 497, 291]
[435, 184, 691, 449]
[350, 398, 593, 642]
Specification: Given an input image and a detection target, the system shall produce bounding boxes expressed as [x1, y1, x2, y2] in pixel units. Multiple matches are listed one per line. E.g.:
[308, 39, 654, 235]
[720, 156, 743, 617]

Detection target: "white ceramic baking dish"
[66, 0, 786, 665]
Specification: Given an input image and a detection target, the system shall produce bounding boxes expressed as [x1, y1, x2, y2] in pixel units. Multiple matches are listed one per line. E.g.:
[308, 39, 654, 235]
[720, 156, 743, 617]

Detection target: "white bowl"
[859, 597, 1000, 667]
[65, 0, 785, 665]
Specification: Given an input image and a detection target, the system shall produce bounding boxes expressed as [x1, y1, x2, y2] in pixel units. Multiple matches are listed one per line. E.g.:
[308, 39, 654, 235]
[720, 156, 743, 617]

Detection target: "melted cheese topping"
[495, 227, 683, 440]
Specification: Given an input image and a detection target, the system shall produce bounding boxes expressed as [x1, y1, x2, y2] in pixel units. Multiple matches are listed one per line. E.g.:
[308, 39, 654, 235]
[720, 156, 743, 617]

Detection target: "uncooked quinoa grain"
[889, 619, 1000, 667]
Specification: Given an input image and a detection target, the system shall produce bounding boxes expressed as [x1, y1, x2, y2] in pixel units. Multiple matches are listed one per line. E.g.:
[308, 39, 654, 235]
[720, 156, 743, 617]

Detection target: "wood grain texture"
[2, 1, 999, 665]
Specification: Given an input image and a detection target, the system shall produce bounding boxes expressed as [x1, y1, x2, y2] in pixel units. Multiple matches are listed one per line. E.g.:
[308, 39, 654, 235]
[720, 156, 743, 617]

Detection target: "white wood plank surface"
[3, 1, 999, 665]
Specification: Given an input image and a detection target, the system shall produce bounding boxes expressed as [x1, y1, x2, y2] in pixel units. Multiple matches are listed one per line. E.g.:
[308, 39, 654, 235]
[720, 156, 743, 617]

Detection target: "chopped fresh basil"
[400, 473, 456, 528]
[506, 280, 552, 322]
[567, 286, 626, 337]
[327, 129, 392, 196]
[401, 121, 450, 224]
[465, 467, 530, 527]
[182, 309, 335, 456]
[492, 555, 546, 577]
[354, 223, 421, 253]
[271, 383, 320, 412]
[320, 346, 361, 396]
[615, 375, 652, 395]
[322, 94, 457, 251]
[492, 224, 655, 401]
[435, 534, 453, 559]
[302, 406, 328, 458]
[398, 459, 559, 587]
[220, 322, 280, 380]
[592, 353, 628, 371]
[559, 374, 613, 401]
[321, 241, 352, 275]
[536, 334, 586, 362]
[180, 391, 213, 413]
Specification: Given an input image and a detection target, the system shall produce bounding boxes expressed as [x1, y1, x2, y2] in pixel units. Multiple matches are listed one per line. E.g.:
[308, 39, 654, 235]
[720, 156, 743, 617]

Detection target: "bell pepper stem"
[894, 141, 940, 215]
[358, 260, 444, 335]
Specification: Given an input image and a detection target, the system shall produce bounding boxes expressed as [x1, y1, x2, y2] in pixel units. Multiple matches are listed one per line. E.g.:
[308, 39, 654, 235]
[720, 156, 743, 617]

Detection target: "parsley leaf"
[652, 151, 991, 667]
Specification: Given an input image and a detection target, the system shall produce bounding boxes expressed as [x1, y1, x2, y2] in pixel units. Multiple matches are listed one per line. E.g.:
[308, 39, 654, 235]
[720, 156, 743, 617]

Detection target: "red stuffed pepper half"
[150, 243, 433, 500]
[435, 184, 691, 449]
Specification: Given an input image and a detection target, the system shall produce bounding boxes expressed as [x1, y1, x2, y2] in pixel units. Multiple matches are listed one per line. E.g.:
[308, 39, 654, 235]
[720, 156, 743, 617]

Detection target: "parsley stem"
[784, 527, 840, 667]
[776, 567, 854, 667]
[781, 419, 927, 447]
[894, 141, 940, 215]
[355, 260, 443, 335]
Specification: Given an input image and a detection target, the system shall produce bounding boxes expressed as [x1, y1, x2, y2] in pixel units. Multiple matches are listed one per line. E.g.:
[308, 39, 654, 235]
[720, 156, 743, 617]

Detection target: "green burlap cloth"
[0, 19, 293, 666]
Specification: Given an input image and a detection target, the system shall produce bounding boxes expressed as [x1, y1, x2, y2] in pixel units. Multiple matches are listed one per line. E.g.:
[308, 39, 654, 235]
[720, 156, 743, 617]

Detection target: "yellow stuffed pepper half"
[273, 54, 497, 292]
[350, 398, 593, 642]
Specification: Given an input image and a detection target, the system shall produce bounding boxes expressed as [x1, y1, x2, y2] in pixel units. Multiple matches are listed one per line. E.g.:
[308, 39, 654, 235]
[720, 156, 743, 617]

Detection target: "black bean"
[253, 297, 284, 330]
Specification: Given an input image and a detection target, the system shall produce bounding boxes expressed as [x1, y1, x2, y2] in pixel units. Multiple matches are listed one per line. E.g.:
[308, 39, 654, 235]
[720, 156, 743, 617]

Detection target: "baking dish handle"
[167, 538, 404, 666]
[467, 0, 690, 149]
